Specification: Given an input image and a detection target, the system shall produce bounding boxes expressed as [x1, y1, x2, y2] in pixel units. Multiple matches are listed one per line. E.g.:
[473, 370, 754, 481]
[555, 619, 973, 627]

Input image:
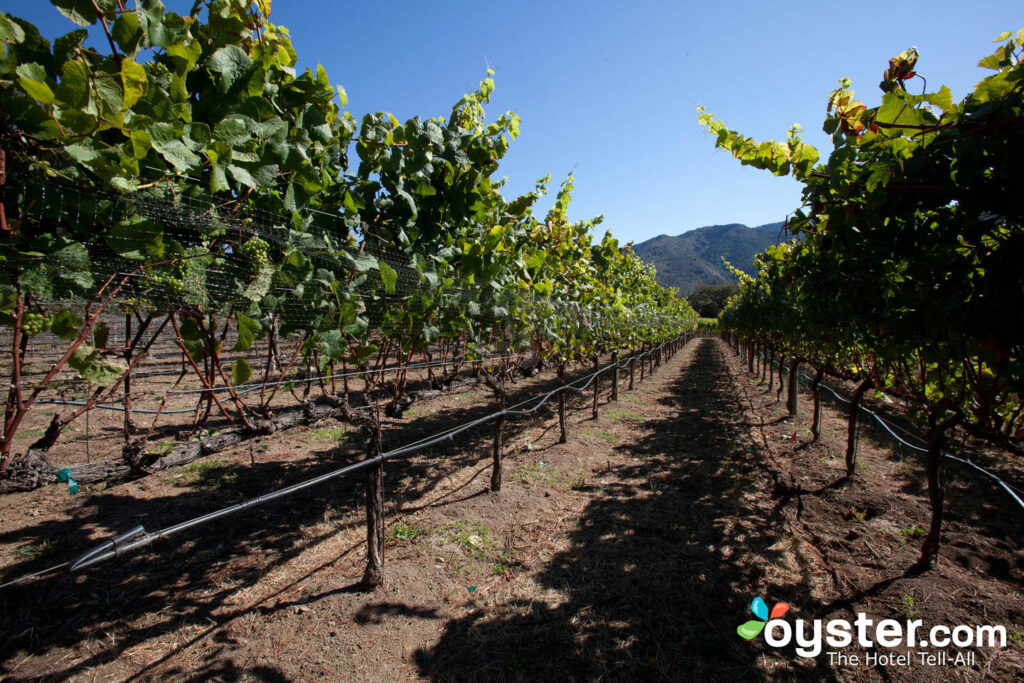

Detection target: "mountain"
[632, 221, 787, 295]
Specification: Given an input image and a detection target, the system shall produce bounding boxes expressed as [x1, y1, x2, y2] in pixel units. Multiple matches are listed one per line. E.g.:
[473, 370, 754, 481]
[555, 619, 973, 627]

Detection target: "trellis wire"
[64, 337, 678, 572]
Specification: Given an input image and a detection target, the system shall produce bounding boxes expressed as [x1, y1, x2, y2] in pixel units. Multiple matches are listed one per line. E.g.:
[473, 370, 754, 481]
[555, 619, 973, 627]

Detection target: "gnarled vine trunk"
[845, 378, 873, 477]
[810, 367, 825, 441]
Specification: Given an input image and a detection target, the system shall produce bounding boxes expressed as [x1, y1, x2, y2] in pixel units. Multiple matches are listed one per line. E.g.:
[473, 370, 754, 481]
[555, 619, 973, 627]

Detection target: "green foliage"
[167, 458, 237, 490]
[443, 520, 493, 560]
[901, 593, 921, 618]
[386, 522, 426, 542]
[309, 425, 348, 442]
[687, 283, 738, 318]
[15, 538, 58, 560]
[0, 1, 695, 470]
[706, 31, 1024, 451]
[898, 525, 927, 544]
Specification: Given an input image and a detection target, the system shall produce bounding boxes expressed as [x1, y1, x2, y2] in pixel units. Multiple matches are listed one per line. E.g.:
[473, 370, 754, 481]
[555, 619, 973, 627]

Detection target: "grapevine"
[701, 29, 1024, 568]
[0, 1, 695, 589]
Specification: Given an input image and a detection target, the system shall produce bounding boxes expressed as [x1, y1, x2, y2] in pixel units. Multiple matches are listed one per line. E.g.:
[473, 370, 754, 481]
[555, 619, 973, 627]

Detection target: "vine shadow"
[418, 338, 835, 681]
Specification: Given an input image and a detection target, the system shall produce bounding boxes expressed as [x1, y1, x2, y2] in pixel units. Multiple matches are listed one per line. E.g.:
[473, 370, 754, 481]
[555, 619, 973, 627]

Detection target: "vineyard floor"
[1, 338, 1023, 681]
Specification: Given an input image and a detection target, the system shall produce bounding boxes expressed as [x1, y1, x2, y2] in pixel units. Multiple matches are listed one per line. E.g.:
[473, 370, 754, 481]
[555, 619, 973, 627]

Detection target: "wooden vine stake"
[362, 417, 385, 589]
[776, 358, 785, 401]
[489, 368, 506, 492]
[844, 378, 873, 477]
[786, 358, 800, 417]
[558, 362, 568, 444]
[917, 413, 962, 569]
[611, 350, 619, 401]
[810, 368, 824, 441]
[591, 356, 599, 419]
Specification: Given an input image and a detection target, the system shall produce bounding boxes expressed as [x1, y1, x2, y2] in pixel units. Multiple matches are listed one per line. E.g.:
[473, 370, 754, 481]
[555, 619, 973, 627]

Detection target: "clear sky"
[4, 1, 1022, 244]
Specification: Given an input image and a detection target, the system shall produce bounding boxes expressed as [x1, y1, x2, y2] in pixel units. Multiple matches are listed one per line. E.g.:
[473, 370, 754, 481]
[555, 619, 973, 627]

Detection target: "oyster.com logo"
[737, 597, 789, 640]
[734, 594, 1006, 666]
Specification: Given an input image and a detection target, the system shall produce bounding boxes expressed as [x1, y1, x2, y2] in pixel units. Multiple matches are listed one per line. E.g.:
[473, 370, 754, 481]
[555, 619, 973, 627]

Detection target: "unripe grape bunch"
[21, 312, 49, 337]
[144, 270, 185, 295]
[240, 237, 271, 266]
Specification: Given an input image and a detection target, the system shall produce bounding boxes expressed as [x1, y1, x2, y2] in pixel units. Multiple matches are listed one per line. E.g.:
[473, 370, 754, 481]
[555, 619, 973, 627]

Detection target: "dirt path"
[2, 337, 1023, 681]
[719, 341, 1024, 682]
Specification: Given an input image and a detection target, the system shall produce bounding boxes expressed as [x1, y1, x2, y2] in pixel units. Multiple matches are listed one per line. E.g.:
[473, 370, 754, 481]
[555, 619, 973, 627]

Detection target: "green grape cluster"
[145, 271, 185, 295]
[21, 312, 49, 336]
[119, 297, 152, 312]
[240, 237, 271, 266]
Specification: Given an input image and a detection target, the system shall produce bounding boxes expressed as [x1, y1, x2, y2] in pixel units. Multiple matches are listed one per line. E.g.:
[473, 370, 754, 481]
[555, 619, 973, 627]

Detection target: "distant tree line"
[686, 283, 738, 318]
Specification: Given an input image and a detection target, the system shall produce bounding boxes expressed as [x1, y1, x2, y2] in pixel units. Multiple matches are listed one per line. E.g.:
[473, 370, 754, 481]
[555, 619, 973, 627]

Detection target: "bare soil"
[1, 338, 1022, 681]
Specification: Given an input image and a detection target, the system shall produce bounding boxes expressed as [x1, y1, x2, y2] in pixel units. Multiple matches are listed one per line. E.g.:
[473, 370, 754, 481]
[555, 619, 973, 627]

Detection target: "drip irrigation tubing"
[54, 337, 679, 574]
[0, 561, 70, 590]
[756, 351, 1024, 511]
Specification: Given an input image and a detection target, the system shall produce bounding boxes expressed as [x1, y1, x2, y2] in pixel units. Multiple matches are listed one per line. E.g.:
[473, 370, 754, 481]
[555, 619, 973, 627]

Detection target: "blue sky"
[4, 1, 1021, 244]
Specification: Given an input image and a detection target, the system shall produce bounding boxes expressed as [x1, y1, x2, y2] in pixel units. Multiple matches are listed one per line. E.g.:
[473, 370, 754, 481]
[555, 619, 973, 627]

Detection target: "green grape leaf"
[250, 164, 279, 186]
[93, 71, 124, 112]
[214, 116, 249, 145]
[232, 313, 260, 351]
[69, 345, 127, 387]
[924, 86, 954, 113]
[64, 142, 101, 166]
[319, 330, 346, 359]
[50, 0, 97, 27]
[379, 261, 398, 294]
[53, 28, 88, 63]
[19, 266, 56, 298]
[50, 310, 84, 340]
[178, 318, 207, 361]
[107, 216, 165, 261]
[231, 358, 252, 385]
[120, 58, 147, 108]
[149, 123, 201, 172]
[166, 39, 202, 70]
[57, 59, 90, 107]
[112, 12, 143, 54]
[208, 45, 253, 94]
[0, 12, 26, 42]
[350, 343, 378, 365]
[178, 318, 204, 341]
[228, 164, 257, 189]
[351, 252, 378, 273]
[16, 63, 56, 104]
[342, 318, 368, 337]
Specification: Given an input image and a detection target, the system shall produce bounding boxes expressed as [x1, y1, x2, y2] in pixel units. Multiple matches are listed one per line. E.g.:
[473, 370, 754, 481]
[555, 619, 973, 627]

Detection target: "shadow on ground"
[419, 339, 833, 681]
[0, 357, 618, 680]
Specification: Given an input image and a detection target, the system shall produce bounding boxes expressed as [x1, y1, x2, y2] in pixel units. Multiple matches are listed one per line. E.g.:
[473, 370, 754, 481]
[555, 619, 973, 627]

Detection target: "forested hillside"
[633, 221, 785, 294]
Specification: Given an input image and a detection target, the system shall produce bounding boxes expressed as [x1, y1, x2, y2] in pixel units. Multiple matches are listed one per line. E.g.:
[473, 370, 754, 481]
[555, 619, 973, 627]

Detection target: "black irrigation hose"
[758, 352, 1024, 511]
[61, 337, 682, 573]
[0, 562, 70, 590]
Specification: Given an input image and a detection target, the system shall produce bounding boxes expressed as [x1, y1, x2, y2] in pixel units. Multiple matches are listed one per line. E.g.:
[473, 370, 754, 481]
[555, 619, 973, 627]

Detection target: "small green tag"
[56, 468, 79, 495]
